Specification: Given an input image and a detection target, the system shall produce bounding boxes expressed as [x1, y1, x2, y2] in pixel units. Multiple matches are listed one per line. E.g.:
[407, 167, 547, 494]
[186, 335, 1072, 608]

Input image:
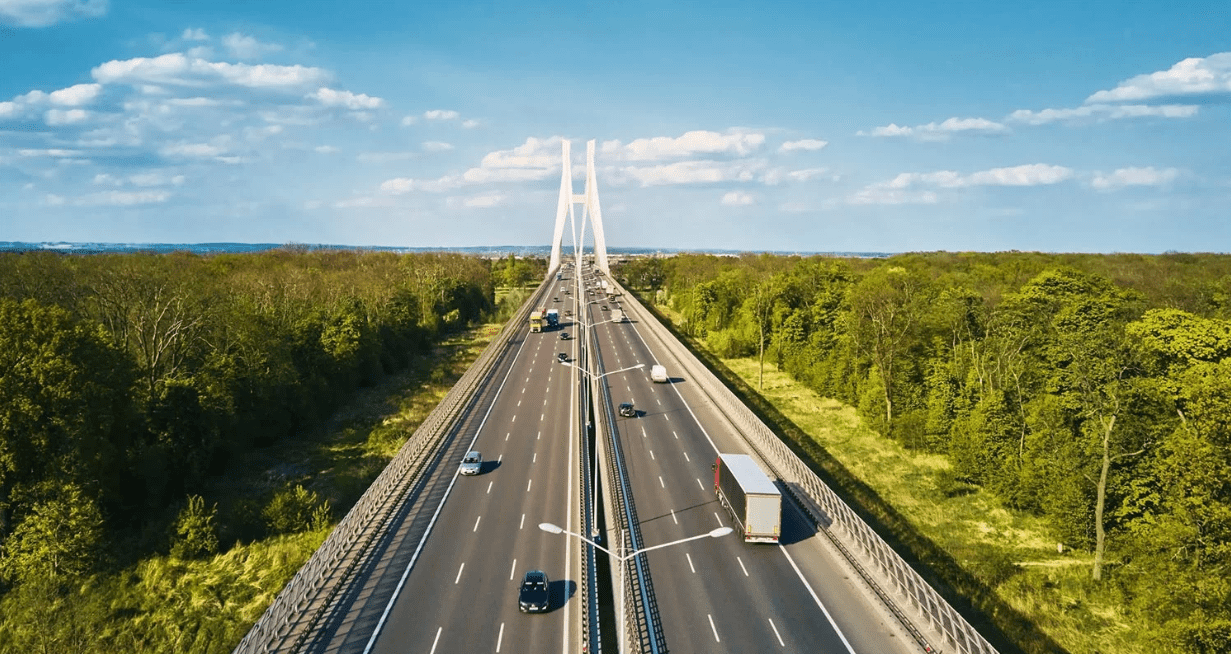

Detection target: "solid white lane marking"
[473, 516, 481, 532]
[763, 615, 782, 645]
[496, 622, 505, 653]
[520, 514, 525, 529]
[487, 481, 493, 494]
[671, 509, 678, 524]
[737, 556, 749, 577]
[455, 563, 465, 584]
[428, 627, 442, 654]
[527, 478, 532, 492]
[659, 476, 665, 488]
[683, 452, 690, 462]
[714, 512, 723, 526]
[649, 449, 655, 460]
[780, 546, 858, 654]
[510, 559, 518, 580]
[686, 552, 696, 573]
[708, 614, 720, 642]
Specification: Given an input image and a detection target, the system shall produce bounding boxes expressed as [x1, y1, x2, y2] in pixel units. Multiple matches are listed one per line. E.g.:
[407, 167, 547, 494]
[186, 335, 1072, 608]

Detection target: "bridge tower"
[548, 139, 610, 274]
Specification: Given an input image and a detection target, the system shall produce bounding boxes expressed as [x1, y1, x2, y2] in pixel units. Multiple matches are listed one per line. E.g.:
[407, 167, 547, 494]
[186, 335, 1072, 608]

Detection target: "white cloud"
[1087, 52, 1231, 103]
[851, 163, 1072, 204]
[48, 83, 102, 106]
[1008, 103, 1198, 125]
[356, 151, 417, 163]
[462, 119, 480, 128]
[0, 0, 107, 27]
[79, 190, 171, 206]
[333, 196, 393, 209]
[401, 115, 417, 126]
[221, 33, 283, 60]
[19, 148, 84, 157]
[44, 108, 89, 125]
[380, 175, 463, 194]
[309, 87, 384, 109]
[424, 109, 460, 121]
[314, 145, 338, 154]
[160, 141, 227, 158]
[92, 53, 330, 90]
[461, 193, 504, 208]
[848, 188, 939, 205]
[721, 191, 755, 205]
[1091, 166, 1180, 190]
[617, 159, 765, 187]
[44, 193, 66, 206]
[779, 139, 828, 152]
[600, 130, 765, 161]
[860, 117, 1007, 139]
[182, 28, 208, 41]
[787, 168, 829, 182]
[423, 141, 454, 152]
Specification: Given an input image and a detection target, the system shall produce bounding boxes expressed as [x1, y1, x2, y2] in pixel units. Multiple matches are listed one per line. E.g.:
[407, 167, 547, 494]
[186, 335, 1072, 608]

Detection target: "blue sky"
[1, 0, 1228, 252]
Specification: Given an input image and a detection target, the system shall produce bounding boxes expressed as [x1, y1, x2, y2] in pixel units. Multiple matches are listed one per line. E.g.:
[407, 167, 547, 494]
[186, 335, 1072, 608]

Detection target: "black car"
[518, 570, 550, 613]
[559, 332, 569, 340]
[557, 352, 568, 362]
[601, 305, 609, 311]
[618, 402, 635, 417]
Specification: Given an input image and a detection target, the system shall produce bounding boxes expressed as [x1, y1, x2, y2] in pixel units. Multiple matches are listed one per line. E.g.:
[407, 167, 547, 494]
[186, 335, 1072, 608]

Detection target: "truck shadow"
[638, 499, 722, 528]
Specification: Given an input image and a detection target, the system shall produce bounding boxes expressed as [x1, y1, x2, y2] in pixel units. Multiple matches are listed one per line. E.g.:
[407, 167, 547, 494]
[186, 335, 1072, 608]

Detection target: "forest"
[618, 252, 1231, 653]
[0, 247, 500, 651]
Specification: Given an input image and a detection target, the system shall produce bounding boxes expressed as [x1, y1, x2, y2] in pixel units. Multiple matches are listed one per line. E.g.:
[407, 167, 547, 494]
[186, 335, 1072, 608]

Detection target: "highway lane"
[367, 274, 583, 654]
[583, 276, 916, 654]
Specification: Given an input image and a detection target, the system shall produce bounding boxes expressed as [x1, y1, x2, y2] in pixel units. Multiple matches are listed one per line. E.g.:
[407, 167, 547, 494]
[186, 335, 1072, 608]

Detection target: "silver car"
[460, 451, 482, 475]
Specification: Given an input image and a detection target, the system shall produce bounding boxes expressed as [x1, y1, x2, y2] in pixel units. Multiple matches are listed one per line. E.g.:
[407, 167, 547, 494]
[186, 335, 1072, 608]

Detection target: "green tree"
[263, 484, 330, 535]
[0, 482, 104, 583]
[848, 266, 928, 432]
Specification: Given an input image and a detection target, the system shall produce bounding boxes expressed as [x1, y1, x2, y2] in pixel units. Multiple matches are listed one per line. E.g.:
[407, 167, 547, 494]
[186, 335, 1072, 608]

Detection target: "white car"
[460, 451, 482, 475]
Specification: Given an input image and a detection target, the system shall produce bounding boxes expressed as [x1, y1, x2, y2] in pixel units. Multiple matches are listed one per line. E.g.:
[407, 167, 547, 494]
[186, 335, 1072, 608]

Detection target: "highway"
[581, 267, 917, 654]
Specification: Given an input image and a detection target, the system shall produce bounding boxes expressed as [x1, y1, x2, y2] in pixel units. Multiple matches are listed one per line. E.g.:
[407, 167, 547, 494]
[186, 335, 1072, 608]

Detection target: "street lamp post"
[560, 361, 644, 535]
[539, 522, 733, 654]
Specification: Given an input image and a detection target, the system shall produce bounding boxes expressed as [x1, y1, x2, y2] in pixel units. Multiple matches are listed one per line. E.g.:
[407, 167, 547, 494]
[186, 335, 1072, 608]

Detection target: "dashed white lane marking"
[537, 431, 541, 440]
[714, 512, 724, 526]
[527, 478, 533, 492]
[737, 556, 749, 577]
[496, 622, 505, 653]
[509, 558, 518, 580]
[512, 415, 516, 423]
[686, 552, 696, 573]
[517, 400, 521, 407]
[768, 618, 785, 647]
[649, 450, 655, 460]
[641, 426, 647, 438]
[708, 614, 721, 642]
[673, 431, 678, 439]
[455, 563, 465, 584]
[428, 627, 443, 654]
[684, 452, 690, 462]
[665, 414, 670, 421]
[657, 398, 662, 406]
[499, 454, 504, 463]
[659, 476, 665, 488]
[533, 452, 537, 463]
[696, 478, 704, 490]
[473, 516, 481, 532]
[487, 481, 493, 494]
[541, 413, 545, 421]
[671, 509, 678, 524]
[506, 433, 510, 441]
[520, 514, 525, 529]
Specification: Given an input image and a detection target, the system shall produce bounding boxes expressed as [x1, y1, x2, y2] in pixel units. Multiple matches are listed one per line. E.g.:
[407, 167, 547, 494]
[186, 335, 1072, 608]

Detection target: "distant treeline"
[0, 248, 495, 590]
[618, 252, 1231, 651]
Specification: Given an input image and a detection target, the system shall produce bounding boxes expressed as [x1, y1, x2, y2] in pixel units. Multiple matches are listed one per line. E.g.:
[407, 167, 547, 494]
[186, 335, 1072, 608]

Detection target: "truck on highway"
[545, 309, 560, 329]
[529, 309, 544, 333]
[650, 364, 668, 383]
[714, 453, 781, 543]
[611, 308, 625, 323]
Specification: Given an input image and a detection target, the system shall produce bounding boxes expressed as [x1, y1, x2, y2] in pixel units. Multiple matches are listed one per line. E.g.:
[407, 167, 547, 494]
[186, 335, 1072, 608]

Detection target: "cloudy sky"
[1, 1, 1228, 252]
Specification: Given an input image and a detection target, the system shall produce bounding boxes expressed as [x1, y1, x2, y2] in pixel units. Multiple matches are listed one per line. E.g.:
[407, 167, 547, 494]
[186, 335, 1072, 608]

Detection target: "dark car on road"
[618, 402, 635, 417]
[518, 570, 550, 613]
[557, 352, 568, 362]
[560, 332, 569, 340]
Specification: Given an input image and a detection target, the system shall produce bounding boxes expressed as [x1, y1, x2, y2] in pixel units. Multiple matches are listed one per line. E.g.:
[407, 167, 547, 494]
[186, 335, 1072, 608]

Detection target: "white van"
[650, 365, 668, 383]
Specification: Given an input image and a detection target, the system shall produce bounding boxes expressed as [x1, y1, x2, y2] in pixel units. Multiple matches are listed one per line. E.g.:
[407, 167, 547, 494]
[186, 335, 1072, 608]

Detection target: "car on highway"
[518, 570, 550, 613]
[601, 305, 608, 311]
[618, 402, 635, 417]
[554, 297, 560, 302]
[559, 332, 569, 340]
[557, 352, 568, 362]
[460, 451, 482, 475]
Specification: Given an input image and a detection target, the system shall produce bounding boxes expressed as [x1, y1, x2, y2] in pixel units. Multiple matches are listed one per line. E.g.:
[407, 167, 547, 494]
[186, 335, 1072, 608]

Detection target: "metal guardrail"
[590, 317, 665, 654]
[615, 279, 999, 654]
[233, 279, 549, 654]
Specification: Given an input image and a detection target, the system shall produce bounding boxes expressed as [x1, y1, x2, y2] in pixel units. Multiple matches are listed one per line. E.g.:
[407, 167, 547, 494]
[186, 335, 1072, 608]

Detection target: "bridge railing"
[614, 279, 999, 654]
[233, 278, 548, 654]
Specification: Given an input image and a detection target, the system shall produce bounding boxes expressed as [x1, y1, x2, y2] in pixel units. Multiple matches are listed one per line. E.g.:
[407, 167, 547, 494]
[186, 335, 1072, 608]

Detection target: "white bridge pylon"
[549, 139, 609, 275]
